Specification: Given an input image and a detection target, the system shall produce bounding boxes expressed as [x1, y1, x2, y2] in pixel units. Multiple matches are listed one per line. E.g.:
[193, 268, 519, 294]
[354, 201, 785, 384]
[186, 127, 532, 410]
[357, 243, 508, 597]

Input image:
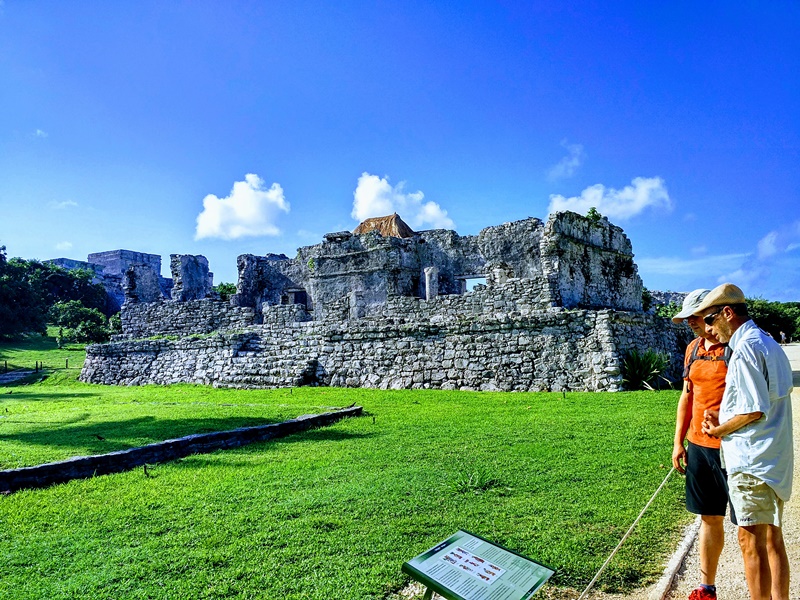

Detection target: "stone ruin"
[48, 250, 175, 313]
[80, 211, 692, 392]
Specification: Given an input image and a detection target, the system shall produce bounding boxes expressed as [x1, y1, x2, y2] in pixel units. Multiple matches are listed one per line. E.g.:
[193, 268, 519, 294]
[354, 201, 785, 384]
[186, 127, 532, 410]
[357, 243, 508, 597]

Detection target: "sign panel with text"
[402, 530, 555, 600]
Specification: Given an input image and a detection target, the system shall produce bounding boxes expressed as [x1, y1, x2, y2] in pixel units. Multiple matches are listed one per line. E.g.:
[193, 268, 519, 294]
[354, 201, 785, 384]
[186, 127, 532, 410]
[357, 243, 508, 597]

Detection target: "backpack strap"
[684, 338, 730, 379]
[683, 338, 702, 379]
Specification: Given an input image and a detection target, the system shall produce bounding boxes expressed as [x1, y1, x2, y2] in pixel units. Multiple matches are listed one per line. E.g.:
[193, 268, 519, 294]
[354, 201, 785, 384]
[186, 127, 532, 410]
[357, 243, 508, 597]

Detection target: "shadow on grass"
[174, 430, 377, 467]
[0, 416, 286, 453]
[0, 389, 100, 399]
[275, 428, 377, 444]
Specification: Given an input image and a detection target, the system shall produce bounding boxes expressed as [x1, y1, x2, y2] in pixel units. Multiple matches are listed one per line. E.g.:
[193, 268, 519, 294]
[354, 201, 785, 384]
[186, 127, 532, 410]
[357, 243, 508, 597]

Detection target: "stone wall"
[229, 212, 643, 318]
[81, 211, 686, 393]
[540, 215, 642, 310]
[84, 278, 691, 391]
[118, 299, 258, 339]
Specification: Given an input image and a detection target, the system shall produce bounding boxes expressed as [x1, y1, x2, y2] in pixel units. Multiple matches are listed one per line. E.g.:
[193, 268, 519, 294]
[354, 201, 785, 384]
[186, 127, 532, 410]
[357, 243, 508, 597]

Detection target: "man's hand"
[703, 410, 763, 438]
[672, 442, 687, 474]
[702, 409, 721, 437]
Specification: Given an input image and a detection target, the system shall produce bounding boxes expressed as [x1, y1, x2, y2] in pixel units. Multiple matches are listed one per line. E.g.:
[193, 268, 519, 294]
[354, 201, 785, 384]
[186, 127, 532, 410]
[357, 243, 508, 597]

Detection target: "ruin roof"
[353, 213, 415, 238]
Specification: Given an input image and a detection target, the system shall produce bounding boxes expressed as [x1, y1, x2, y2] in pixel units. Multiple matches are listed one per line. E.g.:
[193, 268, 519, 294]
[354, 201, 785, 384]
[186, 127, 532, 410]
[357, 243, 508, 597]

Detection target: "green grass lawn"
[0, 327, 86, 375]
[0, 337, 691, 599]
[0, 336, 690, 599]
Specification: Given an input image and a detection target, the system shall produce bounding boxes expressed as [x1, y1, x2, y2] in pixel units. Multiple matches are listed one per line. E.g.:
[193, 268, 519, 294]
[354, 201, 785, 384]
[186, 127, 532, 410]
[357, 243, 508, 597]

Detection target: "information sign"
[402, 530, 554, 600]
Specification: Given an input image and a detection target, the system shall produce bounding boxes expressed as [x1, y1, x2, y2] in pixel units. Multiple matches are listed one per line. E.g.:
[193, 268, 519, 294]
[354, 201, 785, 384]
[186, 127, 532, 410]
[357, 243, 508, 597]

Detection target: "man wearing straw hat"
[671, 289, 731, 600]
[697, 283, 793, 600]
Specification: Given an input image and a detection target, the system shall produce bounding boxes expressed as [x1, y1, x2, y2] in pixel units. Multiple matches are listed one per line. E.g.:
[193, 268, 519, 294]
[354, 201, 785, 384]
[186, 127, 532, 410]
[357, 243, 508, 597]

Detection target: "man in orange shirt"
[672, 289, 732, 600]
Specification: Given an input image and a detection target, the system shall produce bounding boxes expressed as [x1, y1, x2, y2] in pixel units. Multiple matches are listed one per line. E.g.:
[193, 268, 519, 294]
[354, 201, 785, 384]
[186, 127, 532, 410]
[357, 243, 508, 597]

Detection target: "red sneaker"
[688, 587, 716, 600]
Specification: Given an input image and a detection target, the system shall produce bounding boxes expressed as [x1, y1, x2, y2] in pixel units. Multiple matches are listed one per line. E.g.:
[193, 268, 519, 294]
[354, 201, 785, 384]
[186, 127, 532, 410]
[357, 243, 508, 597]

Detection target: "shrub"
[655, 301, 682, 319]
[50, 300, 110, 343]
[212, 282, 237, 301]
[622, 349, 670, 391]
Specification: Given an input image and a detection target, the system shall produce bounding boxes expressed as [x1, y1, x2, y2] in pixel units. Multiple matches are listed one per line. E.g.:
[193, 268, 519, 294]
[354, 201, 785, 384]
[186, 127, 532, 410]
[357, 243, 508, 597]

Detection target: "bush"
[213, 282, 237, 302]
[49, 300, 110, 343]
[655, 301, 682, 319]
[622, 349, 671, 391]
[65, 320, 110, 344]
[109, 313, 122, 334]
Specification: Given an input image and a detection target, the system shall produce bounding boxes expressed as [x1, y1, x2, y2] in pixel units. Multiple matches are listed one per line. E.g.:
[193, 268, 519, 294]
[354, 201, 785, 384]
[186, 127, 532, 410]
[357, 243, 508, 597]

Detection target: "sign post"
[402, 530, 554, 600]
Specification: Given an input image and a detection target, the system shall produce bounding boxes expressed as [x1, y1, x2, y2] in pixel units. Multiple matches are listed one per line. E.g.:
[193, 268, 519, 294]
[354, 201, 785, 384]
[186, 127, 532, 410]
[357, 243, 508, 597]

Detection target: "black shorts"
[685, 441, 731, 518]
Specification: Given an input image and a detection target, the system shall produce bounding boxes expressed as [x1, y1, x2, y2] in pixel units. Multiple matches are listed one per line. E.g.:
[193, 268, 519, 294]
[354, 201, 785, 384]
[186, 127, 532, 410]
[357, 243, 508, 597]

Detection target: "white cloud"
[195, 173, 289, 240]
[639, 221, 800, 300]
[55, 241, 73, 252]
[33, 129, 48, 138]
[547, 140, 585, 180]
[352, 173, 454, 230]
[548, 176, 672, 221]
[49, 200, 78, 210]
[637, 253, 750, 277]
[757, 231, 779, 259]
[691, 245, 707, 256]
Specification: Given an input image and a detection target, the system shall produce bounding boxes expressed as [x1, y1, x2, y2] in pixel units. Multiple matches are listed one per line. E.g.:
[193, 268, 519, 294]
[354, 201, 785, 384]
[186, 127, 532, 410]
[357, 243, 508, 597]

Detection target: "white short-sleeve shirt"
[719, 320, 794, 501]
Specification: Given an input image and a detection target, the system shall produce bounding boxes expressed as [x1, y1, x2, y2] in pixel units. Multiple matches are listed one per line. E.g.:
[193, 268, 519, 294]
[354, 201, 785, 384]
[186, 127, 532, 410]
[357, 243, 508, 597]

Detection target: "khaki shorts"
[728, 472, 784, 527]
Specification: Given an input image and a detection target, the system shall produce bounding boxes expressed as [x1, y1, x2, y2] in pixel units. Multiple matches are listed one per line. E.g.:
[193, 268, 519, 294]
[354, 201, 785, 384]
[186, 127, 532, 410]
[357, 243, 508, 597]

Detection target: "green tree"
[747, 297, 798, 341]
[25, 262, 107, 314]
[213, 282, 237, 301]
[0, 245, 48, 338]
[48, 300, 110, 343]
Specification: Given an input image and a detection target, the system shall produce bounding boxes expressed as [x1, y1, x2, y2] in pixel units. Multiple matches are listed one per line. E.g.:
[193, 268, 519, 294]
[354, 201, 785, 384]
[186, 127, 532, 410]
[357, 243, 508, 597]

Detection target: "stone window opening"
[282, 288, 309, 308]
[456, 275, 487, 294]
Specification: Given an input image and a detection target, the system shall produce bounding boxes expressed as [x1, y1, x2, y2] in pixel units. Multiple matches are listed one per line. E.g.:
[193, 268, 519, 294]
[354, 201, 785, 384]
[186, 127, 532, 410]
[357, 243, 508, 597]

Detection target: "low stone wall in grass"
[82, 283, 691, 392]
[0, 407, 362, 494]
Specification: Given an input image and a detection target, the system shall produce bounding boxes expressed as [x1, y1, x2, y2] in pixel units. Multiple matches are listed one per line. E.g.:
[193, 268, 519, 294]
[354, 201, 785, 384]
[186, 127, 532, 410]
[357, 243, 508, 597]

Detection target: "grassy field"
[0, 336, 691, 599]
[0, 328, 87, 374]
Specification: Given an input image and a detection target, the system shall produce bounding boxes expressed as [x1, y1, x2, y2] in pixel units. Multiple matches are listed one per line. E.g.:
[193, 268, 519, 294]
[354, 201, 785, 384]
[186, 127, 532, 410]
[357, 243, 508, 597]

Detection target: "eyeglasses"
[703, 308, 725, 326]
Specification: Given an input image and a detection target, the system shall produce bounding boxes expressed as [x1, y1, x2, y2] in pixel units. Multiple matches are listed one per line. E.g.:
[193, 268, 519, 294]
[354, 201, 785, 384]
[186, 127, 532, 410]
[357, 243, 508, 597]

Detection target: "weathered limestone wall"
[540, 215, 642, 310]
[81, 212, 679, 392]
[84, 279, 690, 391]
[118, 300, 258, 338]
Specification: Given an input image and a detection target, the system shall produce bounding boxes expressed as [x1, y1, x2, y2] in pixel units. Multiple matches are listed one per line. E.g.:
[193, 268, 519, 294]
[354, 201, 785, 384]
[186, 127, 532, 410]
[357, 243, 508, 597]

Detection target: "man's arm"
[701, 409, 763, 438]
[672, 381, 692, 473]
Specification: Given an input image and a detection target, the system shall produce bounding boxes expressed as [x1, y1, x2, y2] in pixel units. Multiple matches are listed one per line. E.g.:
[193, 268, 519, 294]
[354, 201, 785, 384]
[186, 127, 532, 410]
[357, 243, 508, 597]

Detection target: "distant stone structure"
[648, 290, 688, 312]
[81, 211, 691, 392]
[48, 250, 175, 313]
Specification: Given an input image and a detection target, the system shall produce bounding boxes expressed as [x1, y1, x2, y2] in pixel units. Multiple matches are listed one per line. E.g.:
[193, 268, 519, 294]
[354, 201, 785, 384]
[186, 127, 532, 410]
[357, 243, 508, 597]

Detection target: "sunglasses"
[703, 308, 725, 326]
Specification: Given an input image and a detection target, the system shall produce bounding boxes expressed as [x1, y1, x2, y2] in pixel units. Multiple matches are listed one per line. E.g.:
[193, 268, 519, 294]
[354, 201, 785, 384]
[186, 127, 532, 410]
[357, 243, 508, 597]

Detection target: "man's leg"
[698, 515, 725, 585]
[766, 524, 790, 600]
[737, 524, 771, 600]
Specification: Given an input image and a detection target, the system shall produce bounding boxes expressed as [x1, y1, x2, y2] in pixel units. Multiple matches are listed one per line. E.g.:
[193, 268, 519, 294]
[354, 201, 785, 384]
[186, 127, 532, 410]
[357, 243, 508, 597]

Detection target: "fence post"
[66, 358, 69, 369]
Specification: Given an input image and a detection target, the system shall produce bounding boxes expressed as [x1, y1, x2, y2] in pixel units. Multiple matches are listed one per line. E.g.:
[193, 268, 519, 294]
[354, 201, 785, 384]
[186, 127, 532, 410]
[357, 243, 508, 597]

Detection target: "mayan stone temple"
[80, 211, 690, 391]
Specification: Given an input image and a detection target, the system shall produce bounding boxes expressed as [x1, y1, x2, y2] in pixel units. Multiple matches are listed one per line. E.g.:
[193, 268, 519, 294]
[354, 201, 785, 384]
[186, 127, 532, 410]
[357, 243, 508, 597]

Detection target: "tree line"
[0, 244, 116, 342]
[651, 293, 800, 342]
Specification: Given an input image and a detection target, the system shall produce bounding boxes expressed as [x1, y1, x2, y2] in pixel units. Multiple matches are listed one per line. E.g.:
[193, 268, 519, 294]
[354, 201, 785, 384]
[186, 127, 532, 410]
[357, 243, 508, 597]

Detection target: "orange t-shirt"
[683, 337, 728, 449]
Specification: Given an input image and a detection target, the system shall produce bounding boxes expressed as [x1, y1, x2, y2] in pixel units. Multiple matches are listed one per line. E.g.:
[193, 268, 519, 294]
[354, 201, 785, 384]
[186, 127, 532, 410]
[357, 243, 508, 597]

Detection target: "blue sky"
[1, 1, 798, 300]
